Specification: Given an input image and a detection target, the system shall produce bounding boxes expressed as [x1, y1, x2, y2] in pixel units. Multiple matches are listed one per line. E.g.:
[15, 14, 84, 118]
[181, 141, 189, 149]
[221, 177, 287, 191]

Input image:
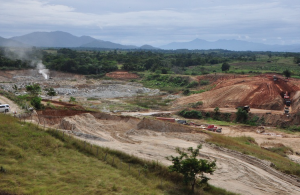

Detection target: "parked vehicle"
[284, 92, 291, 106]
[0, 104, 10, 113]
[284, 107, 289, 114]
[236, 105, 250, 113]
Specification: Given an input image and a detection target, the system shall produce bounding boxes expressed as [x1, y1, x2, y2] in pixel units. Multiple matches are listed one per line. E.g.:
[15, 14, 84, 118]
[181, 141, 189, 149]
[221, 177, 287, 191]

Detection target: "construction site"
[1, 69, 300, 195]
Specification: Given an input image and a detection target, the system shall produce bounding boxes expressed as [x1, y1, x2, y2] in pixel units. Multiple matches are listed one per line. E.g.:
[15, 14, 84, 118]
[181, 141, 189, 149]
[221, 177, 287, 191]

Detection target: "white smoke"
[36, 61, 49, 80]
[3, 48, 50, 80]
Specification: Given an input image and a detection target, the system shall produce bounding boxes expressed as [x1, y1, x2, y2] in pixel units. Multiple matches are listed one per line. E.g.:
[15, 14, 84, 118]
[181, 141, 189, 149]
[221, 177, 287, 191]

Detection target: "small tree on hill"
[26, 83, 41, 96]
[214, 107, 221, 120]
[30, 96, 42, 110]
[167, 145, 216, 192]
[45, 88, 57, 99]
[283, 69, 291, 78]
[221, 62, 230, 72]
[236, 107, 248, 123]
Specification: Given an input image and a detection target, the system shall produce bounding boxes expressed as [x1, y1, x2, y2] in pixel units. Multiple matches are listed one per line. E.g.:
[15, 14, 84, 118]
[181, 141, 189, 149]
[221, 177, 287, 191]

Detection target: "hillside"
[174, 74, 300, 111]
[0, 115, 167, 194]
[0, 114, 235, 195]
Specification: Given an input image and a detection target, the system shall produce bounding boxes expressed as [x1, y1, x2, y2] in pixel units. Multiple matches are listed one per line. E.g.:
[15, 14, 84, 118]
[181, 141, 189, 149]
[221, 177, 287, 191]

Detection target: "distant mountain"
[8, 31, 157, 50]
[4, 31, 300, 51]
[10, 31, 97, 47]
[80, 40, 137, 49]
[0, 36, 28, 47]
[139, 44, 160, 50]
[160, 38, 300, 52]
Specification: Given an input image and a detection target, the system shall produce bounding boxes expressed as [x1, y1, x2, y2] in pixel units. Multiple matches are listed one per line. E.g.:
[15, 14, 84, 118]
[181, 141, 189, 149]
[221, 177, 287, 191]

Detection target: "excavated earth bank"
[175, 74, 300, 111]
[29, 109, 300, 195]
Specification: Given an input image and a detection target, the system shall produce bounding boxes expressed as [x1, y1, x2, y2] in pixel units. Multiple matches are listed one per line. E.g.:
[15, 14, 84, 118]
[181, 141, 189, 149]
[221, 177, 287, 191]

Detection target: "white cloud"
[0, 0, 300, 45]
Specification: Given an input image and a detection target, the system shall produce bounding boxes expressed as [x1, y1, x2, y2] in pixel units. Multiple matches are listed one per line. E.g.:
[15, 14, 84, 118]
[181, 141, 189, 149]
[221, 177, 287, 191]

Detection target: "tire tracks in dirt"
[202, 143, 300, 195]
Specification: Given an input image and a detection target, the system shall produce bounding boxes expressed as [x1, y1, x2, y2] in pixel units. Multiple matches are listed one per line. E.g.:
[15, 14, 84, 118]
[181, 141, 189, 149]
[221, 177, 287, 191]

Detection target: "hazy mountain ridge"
[2, 31, 158, 50]
[0, 31, 299, 52]
[160, 38, 300, 52]
[0, 36, 28, 47]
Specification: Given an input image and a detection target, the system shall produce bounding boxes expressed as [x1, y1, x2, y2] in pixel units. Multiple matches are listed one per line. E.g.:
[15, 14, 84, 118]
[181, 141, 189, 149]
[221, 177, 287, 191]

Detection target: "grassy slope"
[0, 115, 164, 195]
[0, 114, 236, 195]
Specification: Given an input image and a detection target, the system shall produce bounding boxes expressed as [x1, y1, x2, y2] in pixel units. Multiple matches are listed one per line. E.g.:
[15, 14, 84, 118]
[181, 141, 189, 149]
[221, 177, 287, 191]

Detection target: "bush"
[182, 89, 190, 95]
[187, 81, 198, 88]
[179, 110, 202, 119]
[236, 108, 248, 123]
[213, 107, 220, 120]
[200, 80, 210, 85]
[30, 96, 43, 110]
[188, 101, 203, 108]
[223, 113, 231, 122]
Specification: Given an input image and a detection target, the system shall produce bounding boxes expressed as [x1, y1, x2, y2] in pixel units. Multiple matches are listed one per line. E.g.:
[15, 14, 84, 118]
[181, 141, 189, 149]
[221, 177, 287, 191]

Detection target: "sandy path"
[0, 95, 22, 114]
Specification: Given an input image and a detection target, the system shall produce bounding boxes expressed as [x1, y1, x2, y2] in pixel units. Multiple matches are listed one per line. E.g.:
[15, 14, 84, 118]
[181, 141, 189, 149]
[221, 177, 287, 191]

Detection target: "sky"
[0, 0, 300, 46]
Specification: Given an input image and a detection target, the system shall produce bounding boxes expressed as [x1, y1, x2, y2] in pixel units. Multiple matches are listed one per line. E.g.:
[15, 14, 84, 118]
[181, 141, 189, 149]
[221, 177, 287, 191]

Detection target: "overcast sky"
[1, 0, 300, 46]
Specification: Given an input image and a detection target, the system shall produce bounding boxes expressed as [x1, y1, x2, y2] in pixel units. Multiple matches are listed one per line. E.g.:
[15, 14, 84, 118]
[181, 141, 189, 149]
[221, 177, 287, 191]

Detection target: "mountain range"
[0, 31, 299, 52]
[160, 39, 300, 52]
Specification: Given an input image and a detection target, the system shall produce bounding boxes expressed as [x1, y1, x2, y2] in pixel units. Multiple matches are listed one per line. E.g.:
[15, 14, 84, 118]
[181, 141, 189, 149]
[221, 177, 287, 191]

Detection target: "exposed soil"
[27, 109, 300, 195]
[175, 74, 299, 111]
[106, 71, 139, 79]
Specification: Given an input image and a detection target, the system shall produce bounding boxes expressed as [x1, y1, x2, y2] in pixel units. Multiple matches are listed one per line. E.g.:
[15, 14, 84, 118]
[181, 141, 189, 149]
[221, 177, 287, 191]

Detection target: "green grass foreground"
[0, 114, 236, 195]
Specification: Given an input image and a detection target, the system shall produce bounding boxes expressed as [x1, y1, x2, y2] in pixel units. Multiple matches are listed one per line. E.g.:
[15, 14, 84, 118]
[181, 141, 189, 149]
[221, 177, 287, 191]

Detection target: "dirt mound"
[37, 108, 91, 117]
[106, 71, 139, 79]
[41, 99, 85, 109]
[196, 74, 246, 84]
[175, 74, 300, 111]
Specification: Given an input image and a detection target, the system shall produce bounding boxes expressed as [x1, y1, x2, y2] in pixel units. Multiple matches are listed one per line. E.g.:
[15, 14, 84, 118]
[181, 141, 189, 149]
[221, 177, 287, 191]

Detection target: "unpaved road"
[0, 95, 21, 114]
[60, 113, 300, 195]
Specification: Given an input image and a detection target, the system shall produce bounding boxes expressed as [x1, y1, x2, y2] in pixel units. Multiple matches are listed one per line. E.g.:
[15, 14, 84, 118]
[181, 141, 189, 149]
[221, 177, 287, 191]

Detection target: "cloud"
[0, 0, 300, 45]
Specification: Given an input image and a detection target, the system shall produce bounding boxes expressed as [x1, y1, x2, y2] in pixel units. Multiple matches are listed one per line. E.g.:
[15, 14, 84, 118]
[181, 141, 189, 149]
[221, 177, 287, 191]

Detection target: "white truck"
[0, 104, 10, 113]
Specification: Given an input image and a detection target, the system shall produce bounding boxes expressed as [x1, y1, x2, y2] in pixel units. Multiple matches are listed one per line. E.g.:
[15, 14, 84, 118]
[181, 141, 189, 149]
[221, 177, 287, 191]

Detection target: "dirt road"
[0, 95, 21, 114]
[59, 113, 300, 195]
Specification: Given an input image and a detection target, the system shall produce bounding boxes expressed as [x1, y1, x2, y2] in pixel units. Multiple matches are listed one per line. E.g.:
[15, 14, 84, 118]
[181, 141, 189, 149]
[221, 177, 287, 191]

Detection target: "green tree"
[283, 69, 291, 78]
[221, 62, 230, 72]
[12, 84, 18, 92]
[45, 88, 57, 99]
[69, 96, 76, 102]
[236, 107, 248, 123]
[30, 96, 42, 110]
[214, 107, 220, 120]
[26, 84, 41, 96]
[167, 145, 216, 192]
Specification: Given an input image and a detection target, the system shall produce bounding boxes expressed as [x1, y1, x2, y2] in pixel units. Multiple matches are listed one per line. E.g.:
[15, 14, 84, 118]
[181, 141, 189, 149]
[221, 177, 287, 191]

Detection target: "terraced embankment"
[175, 74, 300, 111]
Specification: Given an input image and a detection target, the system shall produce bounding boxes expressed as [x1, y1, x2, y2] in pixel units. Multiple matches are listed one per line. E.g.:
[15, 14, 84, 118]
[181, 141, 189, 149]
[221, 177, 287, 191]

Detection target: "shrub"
[69, 96, 76, 102]
[179, 110, 202, 119]
[236, 108, 248, 123]
[188, 101, 203, 108]
[213, 107, 220, 120]
[200, 80, 210, 85]
[30, 96, 42, 110]
[187, 81, 199, 88]
[223, 113, 231, 122]
[182, 89, 190, 95]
